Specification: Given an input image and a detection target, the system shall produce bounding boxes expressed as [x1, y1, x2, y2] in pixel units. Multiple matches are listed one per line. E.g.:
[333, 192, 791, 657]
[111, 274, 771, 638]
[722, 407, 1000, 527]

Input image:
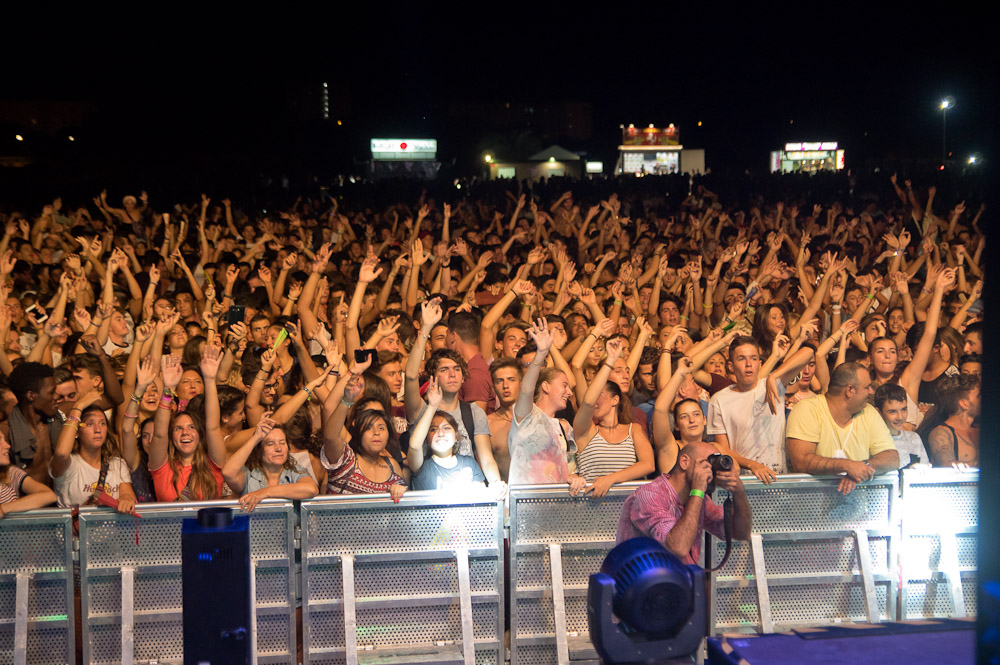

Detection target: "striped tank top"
[577, 424, 637, 482]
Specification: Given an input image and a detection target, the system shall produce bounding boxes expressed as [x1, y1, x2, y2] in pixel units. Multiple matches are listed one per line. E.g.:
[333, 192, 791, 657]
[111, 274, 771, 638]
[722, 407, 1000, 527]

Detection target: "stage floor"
[707, 619, 975, 665]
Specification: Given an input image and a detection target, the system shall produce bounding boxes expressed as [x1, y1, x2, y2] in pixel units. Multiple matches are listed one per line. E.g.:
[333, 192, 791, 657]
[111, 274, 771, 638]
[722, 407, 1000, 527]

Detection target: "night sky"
[3, 7, 992, 182]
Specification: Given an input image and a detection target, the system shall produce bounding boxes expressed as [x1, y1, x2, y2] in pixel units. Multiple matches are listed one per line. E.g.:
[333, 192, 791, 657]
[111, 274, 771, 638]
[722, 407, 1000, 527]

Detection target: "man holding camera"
[617, 442, 752, 565]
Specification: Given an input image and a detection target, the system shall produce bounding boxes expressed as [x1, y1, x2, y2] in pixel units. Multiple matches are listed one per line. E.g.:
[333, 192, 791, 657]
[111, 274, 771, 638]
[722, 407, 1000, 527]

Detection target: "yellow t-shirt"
[785, 396, 896, 461]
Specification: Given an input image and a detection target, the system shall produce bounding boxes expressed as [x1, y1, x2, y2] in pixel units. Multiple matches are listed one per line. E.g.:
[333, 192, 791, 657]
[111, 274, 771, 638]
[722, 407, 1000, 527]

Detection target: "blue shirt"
[239, 464, 310, 494]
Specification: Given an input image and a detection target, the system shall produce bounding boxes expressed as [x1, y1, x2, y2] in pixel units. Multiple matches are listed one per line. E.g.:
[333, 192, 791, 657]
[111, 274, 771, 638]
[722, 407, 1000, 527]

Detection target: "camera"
[706, 453, 733, 494]
[708, 453, 733, 475]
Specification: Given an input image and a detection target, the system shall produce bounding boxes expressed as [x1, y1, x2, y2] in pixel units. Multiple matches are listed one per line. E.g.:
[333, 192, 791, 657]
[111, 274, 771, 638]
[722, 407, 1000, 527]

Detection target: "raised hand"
[200, 344, 222, 380]
[161, 355, 183, 390]
[136, 355, 157, 387]
[421, 297, 443, 329]
[358, 256, 383, 284]
[426, 376, 443, 408]
[527, 318, 553, 352]
[604, 337, 625, 365]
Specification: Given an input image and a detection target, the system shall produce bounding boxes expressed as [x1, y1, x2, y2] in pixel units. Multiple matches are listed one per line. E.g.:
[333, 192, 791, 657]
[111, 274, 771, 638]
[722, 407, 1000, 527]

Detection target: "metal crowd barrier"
[0, 471, 981, 665]
[77, 499, 297, 665]
[0, 508, 75, 665]
[711, 473, 899, 634]
[507, 482, 648, 665]
[299, 492, 505, 665]
[899, 467, 978, 619]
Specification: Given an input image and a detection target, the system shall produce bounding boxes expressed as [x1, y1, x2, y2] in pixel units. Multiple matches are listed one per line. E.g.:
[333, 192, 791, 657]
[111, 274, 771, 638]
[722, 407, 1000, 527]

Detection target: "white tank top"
[577, 424, 637, 482]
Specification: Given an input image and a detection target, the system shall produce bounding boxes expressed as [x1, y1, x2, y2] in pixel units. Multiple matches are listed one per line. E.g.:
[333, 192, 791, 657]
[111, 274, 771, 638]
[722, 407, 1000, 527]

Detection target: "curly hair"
[425, 349, 470, 382]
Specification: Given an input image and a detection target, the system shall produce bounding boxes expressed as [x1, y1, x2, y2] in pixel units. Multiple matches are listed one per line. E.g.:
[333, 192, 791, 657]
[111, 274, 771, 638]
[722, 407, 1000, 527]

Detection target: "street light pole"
[940, 97, 955, 167]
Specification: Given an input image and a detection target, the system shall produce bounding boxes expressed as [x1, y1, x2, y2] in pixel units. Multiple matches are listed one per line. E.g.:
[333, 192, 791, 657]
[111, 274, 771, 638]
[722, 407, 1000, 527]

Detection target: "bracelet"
[604, 363, 615, 370]
[69, 407, 83, 415]
[162, 387, 176, 397]
[587, 332, 598, 339]
[689, 489, 706, 499]
[303, 387, 313, 402]
[340, 397, 355, 407]
[680, 315, 689, 320]
[614, 299, 623, 305]
[866, 293, 875, 300]
[129, 393, 143, 404]
[831, 305, 842, 311]
[65, 415, 81, 425]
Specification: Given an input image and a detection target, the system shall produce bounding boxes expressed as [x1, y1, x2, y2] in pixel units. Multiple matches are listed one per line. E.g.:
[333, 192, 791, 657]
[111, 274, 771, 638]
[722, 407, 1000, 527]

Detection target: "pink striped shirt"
[616, 474, 725, 565]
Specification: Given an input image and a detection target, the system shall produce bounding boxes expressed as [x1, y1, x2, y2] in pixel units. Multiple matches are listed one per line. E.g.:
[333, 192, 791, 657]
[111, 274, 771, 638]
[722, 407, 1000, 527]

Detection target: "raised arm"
[222, 415, 273, 495]
[405, 298, 441, 422]
[573, 338, 623, 438]
[515, 319, 553, 422]
[199, 345, 228, 467]
[321, 364, 368, 465]
[407, 377, 443, 475]
[50, 390, 102, 478]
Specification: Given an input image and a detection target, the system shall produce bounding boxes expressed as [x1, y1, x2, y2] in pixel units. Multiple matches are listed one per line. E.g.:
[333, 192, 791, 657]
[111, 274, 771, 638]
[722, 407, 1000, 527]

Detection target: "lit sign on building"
[370, 139, 438, 160]
[784, 141, 838, 152]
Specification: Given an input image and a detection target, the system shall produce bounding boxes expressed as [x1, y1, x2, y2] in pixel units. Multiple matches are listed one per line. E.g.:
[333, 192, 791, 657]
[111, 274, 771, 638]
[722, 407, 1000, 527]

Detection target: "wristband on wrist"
[689, 489, 706, 499]
[129, 393, 142, 404]
[604, 363, 615, 370]
[162, 387, 176, 397]
[303, 387, 313, 402]
[340, 397, 355, 407]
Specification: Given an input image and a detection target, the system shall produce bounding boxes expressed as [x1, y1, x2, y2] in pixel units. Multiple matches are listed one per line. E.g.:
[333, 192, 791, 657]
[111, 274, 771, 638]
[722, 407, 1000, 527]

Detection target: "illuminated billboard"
[370, 139, 438, 161]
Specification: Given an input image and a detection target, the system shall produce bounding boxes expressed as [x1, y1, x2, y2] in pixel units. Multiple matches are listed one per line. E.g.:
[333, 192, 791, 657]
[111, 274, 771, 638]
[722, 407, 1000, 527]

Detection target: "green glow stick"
[271, 328, 288, 351]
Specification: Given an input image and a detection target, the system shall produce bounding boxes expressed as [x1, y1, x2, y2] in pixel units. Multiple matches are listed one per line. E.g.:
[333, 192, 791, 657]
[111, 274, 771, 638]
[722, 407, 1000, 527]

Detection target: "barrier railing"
[711, 474, 899, 634]
[77, 499, 297, 665]
[0, 471, 980, 665]
[899, 467, 978, 619]
[299, 492, 505, 665]
[507, 482, 648, 665]
[0, 508, 75, 665]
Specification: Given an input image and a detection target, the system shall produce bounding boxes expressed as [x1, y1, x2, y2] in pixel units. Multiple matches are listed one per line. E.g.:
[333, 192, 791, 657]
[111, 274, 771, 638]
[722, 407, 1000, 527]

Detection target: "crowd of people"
[0, 174, 984, 522]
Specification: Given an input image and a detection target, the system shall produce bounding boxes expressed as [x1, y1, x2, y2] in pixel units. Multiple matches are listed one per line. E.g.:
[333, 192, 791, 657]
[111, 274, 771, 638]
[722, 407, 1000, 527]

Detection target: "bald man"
[617, 441, 752, 565]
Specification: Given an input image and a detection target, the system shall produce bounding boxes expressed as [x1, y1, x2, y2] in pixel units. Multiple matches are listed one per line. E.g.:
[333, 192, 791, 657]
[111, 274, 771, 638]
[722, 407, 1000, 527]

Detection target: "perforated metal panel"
[508, 483, 644, 665]
[300, 492, 504, 665]
[0, 508, 74, 665]
[900, 468, 978, 619]
[78, 499, 297, 664]
[712, 475, 898, 634]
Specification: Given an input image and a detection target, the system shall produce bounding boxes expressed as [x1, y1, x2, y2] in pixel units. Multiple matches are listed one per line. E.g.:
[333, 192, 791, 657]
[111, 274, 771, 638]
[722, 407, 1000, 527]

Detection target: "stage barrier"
[0, 508, 75, 665]
[899, 467, 978, 620]
[0, 471, 980, 665]
[77, 499, 297, 665]
[711, 473, 899, 635]
[507, 482, 651, 665]
[299, 492, 505, 665]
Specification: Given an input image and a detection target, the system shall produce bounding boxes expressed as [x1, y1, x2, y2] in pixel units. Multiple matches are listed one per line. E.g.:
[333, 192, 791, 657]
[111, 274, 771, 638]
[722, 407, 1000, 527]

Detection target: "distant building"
[487, 145, 583, 181]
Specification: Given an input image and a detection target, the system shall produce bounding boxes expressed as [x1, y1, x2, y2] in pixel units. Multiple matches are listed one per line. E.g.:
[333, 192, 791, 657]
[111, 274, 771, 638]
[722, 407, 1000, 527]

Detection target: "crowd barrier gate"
[899, 467, 978, 619]
[299, 492, 505, 665]
[77, 499, 297, 665]
[0, 508, 75, 665]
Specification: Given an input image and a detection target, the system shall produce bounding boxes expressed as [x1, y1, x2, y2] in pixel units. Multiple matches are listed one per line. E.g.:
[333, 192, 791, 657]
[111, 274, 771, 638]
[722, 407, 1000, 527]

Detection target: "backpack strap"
[459, 400, 476, 451]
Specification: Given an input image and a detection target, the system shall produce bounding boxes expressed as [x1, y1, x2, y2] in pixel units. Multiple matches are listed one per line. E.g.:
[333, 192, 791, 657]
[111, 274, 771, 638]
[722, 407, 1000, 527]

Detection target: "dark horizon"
[1, 8, 992, 193]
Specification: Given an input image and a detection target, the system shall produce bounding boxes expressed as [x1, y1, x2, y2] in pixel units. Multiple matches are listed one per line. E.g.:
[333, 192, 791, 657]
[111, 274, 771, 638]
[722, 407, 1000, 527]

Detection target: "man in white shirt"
[707, 335, 813, 483]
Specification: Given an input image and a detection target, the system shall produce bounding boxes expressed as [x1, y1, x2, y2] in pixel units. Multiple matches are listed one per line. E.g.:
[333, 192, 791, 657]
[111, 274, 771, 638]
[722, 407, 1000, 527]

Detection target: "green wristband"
[689, 489, 706, 499]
